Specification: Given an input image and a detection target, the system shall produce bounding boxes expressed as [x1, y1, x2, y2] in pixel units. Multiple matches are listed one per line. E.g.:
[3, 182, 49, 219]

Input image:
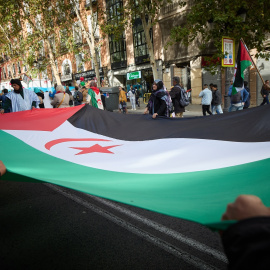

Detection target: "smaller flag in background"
[232, 40, 252, 95]
[23, 74, 32, 85]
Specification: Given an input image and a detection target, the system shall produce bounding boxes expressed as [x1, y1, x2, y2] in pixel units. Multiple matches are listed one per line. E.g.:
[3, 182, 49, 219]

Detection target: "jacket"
[147, 90, 167, 116]
[212, 90, 222, 105]
[119, 90, 127, 103]
[51, 92, 70, 108]
[199, 88, 212, 105]
[228, 86, 249, 104]
[170, 85, 185, 113]
[222, 217, 270, 270]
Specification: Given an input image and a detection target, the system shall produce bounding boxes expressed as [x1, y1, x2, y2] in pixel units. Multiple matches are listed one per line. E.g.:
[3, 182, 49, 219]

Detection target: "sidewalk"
[114, 98, 203, 117]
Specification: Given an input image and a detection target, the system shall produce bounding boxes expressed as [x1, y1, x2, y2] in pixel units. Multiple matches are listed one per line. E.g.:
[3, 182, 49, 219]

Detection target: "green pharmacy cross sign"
[127, 71, 141, 80]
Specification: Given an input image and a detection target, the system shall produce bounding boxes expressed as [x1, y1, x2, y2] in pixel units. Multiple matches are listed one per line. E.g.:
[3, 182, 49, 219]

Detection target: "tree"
[102, 0, 172, 80]
[70, 0, 103, 87]
[169, 0, 270, 70]
[0, 0, 78, 85]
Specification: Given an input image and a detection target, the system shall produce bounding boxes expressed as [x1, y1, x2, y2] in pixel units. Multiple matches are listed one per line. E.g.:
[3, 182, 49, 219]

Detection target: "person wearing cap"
[0, 79, 40, 114]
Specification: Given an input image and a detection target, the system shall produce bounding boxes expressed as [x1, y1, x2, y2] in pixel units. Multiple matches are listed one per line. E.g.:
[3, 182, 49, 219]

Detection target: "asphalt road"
[0, 180, 228, 270]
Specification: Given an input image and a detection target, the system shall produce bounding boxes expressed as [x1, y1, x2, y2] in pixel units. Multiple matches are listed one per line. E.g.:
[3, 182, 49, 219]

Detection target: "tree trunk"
[73, 2, 101, 87]
[44, 39, 61, 85]
[141, 13, 158, 80]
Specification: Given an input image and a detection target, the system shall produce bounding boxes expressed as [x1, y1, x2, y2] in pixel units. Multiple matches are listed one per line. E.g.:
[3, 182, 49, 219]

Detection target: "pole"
[240, 38, 265, 85]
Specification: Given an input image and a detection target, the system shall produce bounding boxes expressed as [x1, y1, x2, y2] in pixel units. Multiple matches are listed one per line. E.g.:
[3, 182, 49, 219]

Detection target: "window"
[38, 41, 45, 60]
[87, 13, 99, 38]
[12, 64, 16, 76]
[18, 62, 21, 74]
[73, 22, 82, 44]
[48, 35, 56, 53]
[60, 29, 68, 52]
[106, 0, 127, 69]
[76, 53, 84, 72]
[23, 2, 30, 16]
[35, 15, 42, 31]
[3, 67, 6, 79]
[26, 22, 32, 34]
[91, 48, 101, 69]
[133, 17, 152, 64]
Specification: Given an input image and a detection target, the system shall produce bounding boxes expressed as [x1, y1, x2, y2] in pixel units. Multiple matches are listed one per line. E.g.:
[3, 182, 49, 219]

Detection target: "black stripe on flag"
[67, 105, 270, 142]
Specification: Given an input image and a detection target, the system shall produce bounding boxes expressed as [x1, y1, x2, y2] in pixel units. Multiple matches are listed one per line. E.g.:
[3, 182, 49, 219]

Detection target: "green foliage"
[169, 0, 270, 71]
[0, 0, 83, 79]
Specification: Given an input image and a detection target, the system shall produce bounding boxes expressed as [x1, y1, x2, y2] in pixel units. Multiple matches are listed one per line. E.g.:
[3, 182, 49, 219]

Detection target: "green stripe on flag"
[1, 130, 270, 230]
[241, 60, 252, 79]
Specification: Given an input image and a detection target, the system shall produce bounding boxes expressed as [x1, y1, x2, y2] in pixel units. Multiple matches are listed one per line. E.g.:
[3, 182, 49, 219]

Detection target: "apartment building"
[1, 0, 269, 106]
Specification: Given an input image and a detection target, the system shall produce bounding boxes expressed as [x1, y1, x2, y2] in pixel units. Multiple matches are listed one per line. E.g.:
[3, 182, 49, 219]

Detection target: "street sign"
[127, 71, 141, 80]
[222, 37, 235, 67]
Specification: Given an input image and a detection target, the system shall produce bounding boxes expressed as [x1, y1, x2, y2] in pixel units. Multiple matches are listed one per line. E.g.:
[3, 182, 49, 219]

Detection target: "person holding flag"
[0, 79, 40, 114]
[0, 160, 6, 178]
[228, 40, 251, 112]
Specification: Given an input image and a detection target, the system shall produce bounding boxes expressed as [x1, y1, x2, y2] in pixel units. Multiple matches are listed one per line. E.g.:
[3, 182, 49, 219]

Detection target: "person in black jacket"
[211, 84, 223, 114]
[221, 195, 270, 269]
[170, 76, 185, 118]
[260, 80, 270, 106]
[144, 80, 167, 119]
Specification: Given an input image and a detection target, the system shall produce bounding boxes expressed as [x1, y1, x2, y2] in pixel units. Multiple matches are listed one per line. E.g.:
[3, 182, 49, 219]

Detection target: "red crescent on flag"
[45, 138, 111, 150]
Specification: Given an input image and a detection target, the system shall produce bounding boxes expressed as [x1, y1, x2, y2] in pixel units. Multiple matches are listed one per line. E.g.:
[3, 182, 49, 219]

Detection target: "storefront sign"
[222, 37, 235, 67]
[74, 68, 104, 81]
[127, 71, 141, 80]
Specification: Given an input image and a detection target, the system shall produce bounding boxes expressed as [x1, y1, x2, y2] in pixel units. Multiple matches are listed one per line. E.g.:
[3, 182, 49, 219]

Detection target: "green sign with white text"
[127, 71, 141, 80]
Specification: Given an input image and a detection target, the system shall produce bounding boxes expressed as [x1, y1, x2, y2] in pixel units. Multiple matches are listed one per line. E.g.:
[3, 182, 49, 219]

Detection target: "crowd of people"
[0, 77, 269, 117]
[0, 79, 106, 113]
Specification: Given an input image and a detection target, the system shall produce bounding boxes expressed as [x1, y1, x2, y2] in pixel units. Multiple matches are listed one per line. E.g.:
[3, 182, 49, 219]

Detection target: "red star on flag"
[70, 144, 120, 155]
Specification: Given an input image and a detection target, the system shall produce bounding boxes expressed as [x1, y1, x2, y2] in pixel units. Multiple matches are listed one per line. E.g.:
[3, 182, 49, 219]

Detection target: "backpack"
[231, 91, 241, 103]
[177, 86, 189, 107]
[160, 91, 174, 117]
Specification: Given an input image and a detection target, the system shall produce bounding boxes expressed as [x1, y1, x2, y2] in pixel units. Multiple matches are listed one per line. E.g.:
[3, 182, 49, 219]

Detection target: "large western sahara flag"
[1, 105, 270, 230]
[232, 40, 252, 95]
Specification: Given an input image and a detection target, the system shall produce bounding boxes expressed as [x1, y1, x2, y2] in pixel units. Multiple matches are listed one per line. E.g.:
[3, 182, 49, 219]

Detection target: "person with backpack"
[144, 80, 169, 119]
[228, 84, 249, 112]
[260, 80, 270, 106]
[73, 86, 83, 106]
[170, 76, 186, 118]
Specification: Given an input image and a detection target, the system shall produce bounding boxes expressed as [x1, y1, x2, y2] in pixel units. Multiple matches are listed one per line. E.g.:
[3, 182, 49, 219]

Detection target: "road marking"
[45, 183, 220, 270]
[84, 194, 228, 263]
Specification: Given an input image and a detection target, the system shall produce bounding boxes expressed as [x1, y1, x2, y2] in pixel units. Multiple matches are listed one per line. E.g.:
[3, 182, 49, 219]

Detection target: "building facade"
[1, 0, 269, 106]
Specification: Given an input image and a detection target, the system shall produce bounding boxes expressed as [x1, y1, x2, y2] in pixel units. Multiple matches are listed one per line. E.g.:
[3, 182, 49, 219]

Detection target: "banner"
[222, 37, 235, 67]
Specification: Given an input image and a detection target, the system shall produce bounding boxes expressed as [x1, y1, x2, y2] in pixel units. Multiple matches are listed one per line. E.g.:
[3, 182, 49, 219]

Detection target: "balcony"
[111, 60, 127, 70]
[135, 55, 150, 65]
